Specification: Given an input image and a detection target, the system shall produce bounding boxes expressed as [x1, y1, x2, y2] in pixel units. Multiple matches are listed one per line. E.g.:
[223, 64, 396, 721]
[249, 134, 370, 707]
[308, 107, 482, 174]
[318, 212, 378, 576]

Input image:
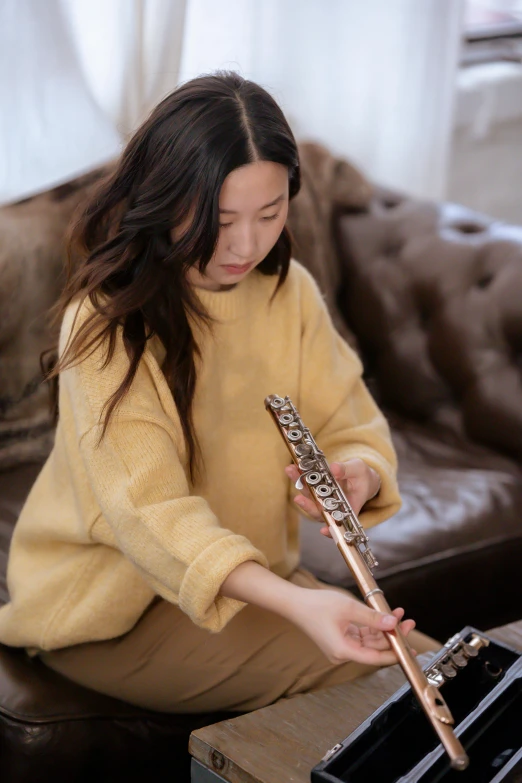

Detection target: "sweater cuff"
[326, 445, 402, 529]
[178, 534, 268, 632]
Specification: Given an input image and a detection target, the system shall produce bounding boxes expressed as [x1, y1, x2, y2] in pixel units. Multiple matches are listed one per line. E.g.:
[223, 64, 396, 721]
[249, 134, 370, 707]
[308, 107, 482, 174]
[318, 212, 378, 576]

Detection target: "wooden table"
[189, 622, 522, 783]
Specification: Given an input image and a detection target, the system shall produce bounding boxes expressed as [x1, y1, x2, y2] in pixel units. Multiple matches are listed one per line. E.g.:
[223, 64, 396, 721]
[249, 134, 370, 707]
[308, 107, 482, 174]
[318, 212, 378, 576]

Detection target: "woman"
[0, 72, 436, 713]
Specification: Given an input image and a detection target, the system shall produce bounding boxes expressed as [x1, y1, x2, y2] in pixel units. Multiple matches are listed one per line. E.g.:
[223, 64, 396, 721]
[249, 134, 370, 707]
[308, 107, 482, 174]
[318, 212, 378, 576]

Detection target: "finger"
[355, 608, 406, 633]
[331, 459, 365, 482]
[285, 467, 313, 499]
[360, 622, 394, 639]
[360, 625, 386, 639]
[332, 458, 367, 475]
[285, 465, 298, 480]
[294, 495, 321, 519]
[399, 619, 416, 635]
[358, 632, 390, 651]
[285, 465, 311, 491]
[335, 482, 366, 515]
[319, 526, 333, 538]
[333, 637, 404, 667]
[285, 466, 312, 496]
[330, 462, 347, 479]
[346, 601, 398, 632]
[346, 625, 362, 642]
[344, 494, 365, 516]
[388, 608, 416, 636]
[331, 463, 354, 493]
[359, 618, 416, 651]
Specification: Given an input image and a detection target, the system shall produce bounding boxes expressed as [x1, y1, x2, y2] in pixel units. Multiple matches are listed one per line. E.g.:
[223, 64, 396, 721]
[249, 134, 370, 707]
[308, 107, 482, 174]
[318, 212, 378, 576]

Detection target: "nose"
[229, 223, 257, 261]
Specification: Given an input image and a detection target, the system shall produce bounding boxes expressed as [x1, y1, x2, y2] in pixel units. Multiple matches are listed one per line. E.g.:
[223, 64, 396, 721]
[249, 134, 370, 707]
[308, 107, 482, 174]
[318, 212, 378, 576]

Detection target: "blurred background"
[2, 0, 522, 219]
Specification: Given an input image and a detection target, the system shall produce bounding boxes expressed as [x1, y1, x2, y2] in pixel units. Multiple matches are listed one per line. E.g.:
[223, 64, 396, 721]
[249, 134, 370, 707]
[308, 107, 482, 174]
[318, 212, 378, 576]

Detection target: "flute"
[265, 394, 469, 772]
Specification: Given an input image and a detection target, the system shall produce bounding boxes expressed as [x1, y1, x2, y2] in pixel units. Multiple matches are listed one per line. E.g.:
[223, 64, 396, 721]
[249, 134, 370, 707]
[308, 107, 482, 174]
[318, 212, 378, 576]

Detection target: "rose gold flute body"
[329, 524, 468, 770]
[265, 395, 469, 772]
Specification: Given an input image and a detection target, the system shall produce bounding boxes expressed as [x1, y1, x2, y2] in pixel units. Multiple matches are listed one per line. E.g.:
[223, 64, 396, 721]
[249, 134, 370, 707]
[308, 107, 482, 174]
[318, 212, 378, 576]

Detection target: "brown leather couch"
[1, 189, 521, 781]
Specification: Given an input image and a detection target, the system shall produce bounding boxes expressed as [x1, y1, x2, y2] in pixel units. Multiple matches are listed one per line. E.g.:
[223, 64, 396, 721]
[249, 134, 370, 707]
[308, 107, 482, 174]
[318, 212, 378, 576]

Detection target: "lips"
[221, 262, 253, 275]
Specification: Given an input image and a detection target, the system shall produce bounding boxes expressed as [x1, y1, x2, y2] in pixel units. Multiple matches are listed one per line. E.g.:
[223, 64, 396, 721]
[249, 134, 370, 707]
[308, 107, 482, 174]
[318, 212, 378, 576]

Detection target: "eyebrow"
[219, 193, 286, 214]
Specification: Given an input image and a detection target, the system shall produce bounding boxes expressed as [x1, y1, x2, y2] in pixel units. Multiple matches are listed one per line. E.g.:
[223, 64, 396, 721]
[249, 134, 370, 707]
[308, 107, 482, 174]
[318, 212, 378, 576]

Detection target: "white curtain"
[1, 0, 463, 205]
[62, 0, 187, 134]
[180, 0, 465, 199]
[0, 0, 186, 206]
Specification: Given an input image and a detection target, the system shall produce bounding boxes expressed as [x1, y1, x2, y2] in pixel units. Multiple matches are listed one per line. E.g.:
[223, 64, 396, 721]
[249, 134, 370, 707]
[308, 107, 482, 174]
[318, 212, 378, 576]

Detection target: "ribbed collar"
[149, 270, 275, 364]
[194, 273, 256, 322]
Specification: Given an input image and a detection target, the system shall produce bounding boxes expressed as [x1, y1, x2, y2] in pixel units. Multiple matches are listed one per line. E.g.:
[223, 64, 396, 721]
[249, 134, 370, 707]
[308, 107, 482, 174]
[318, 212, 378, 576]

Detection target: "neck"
[191, 282, 237, 292]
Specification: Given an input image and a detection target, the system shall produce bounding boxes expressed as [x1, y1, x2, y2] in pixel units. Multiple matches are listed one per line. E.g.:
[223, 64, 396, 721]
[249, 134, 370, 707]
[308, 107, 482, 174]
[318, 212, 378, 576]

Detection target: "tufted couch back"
[335, 191, 522, 462]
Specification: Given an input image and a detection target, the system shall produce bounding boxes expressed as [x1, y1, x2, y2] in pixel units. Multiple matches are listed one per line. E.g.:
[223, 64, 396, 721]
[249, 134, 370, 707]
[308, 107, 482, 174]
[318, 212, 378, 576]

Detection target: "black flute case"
[311, 627, 522, 783]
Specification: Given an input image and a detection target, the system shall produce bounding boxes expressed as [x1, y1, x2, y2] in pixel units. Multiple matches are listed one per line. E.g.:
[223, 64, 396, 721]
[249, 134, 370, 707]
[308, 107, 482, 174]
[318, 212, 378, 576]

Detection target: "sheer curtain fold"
[1, 0, 463, 205]
[62, 0, 187, 134]
[180, 0, 465, 199]
[0, 0, 187, 206]
[0, 0, 120, 205]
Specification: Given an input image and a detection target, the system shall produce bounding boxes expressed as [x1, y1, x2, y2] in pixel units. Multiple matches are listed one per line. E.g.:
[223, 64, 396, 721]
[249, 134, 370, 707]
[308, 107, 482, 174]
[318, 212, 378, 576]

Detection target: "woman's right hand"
[220, 561, 416, 667]
[291, 588, 416, 666]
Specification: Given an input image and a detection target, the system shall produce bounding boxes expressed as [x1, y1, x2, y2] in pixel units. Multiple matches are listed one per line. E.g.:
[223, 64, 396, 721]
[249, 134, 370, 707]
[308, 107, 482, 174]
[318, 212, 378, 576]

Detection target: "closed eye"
[219, 213, 280, 229]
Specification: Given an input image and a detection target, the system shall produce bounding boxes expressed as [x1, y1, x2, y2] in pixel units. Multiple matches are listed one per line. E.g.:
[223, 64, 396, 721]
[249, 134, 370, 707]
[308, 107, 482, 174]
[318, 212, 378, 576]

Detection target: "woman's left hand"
[285, 458, 380, 538]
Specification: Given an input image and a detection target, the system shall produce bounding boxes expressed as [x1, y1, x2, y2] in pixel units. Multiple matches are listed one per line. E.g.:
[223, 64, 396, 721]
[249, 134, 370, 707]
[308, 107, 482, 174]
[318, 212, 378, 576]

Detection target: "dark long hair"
[50, 71, 301, 478]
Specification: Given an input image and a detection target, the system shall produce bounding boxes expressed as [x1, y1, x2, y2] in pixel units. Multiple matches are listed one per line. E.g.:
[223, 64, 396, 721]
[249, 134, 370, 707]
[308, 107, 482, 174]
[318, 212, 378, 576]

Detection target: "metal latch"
[321, 743, 342, 763]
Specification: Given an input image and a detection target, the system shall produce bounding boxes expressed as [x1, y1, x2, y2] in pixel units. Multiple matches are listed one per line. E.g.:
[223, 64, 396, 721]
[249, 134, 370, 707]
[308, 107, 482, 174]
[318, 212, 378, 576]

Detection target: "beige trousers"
[41, 569, 439, 714]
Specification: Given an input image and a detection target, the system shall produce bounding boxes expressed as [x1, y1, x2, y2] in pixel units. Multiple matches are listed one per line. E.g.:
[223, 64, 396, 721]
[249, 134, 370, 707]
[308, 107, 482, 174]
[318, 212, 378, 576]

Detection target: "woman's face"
[187, 160, 289, 291]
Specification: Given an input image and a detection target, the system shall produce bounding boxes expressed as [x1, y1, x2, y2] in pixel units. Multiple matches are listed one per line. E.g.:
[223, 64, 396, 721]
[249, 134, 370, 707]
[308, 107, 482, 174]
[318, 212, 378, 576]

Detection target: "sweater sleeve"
[60, 308, 267, 633]
[296, 265, 401, 528]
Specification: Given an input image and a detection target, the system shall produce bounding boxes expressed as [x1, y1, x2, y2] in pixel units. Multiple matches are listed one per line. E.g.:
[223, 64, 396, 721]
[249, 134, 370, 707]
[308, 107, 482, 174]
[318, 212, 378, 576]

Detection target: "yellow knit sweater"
[0, 261, 401, 651]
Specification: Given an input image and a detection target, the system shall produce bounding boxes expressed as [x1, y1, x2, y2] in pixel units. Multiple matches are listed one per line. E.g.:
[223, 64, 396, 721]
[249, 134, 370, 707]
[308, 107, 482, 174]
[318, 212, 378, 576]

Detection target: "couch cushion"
[0, 640, 236, 783]
[0, 461, 43, 606]
[0, 171, 109, 472]
[300, 415, 522, 639]
[335, 192, 522, 461]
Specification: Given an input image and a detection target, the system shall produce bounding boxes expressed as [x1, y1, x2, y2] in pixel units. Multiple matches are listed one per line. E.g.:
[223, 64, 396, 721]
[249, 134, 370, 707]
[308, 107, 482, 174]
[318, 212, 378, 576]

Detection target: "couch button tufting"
[450, 222, 486, 234]
[380, 195, 403, 209]
[383, 240, 403, 258]
[476, 273, 494, 289]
